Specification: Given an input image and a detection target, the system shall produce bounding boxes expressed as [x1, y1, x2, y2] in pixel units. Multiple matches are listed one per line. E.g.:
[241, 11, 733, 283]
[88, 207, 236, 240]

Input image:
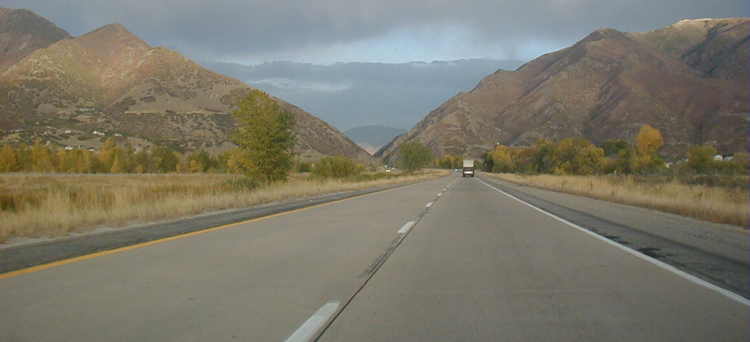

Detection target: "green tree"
[152, 146, 179, 173]
[295, 160, 313, 173]
[230, 89, 296, 182]
[135, 148, 152, 173]
[532, 139, 556, 174]
[435, 155, 462, 169]
[187, 150, 213, 173]
[685, 145, 718, 174]
[312, 155, 363, 178]
[398, 141, 433, 172]
[552, 137, 605, 175]
[600, 140, 630, 157]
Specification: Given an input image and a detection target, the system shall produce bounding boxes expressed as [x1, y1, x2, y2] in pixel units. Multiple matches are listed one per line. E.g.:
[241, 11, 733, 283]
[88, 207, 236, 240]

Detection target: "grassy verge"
[484, 173, 749, 228]
[1, 170, 449, 244]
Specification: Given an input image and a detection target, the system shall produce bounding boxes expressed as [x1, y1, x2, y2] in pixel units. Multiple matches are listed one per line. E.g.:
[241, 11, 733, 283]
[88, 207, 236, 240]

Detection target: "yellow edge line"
[0, 185, 407, 280]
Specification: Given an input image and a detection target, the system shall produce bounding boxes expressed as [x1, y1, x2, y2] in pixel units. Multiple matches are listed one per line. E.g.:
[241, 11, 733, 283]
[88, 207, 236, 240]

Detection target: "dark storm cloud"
[1, 0, 746, 62]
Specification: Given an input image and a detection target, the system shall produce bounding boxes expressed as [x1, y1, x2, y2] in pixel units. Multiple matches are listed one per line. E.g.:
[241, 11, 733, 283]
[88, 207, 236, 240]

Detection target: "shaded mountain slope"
[0, 7, 72, 70]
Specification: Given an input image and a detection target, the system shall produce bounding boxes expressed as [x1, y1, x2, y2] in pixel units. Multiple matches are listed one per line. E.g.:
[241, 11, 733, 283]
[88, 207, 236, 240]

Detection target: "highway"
[1, 173, 748, 341]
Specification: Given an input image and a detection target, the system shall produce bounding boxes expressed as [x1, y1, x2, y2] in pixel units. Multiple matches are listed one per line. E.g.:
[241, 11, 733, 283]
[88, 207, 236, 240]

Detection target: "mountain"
[344, 125, 408, 154]
[0, 7, 72, 70]
[377, 18, 749, 162]
[0, 8, 373, 163]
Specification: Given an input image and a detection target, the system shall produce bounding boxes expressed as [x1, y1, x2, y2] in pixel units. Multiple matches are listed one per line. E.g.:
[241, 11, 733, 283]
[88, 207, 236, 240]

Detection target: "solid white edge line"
[398, 221, 416, 234]
[284, 301, 340, 342]
[478, 178, 750, 306]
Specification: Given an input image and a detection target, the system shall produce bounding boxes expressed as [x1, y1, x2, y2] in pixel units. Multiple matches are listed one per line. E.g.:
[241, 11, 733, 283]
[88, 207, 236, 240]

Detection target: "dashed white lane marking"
[398, 221, 416, 234]
[284, 301, 340, 342]
[437, 193, 442, 197]
[425, 202, 434, 208]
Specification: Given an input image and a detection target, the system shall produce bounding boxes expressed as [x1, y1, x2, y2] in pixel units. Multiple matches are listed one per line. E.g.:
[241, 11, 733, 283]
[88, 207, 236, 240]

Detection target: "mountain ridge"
[0, 8, 374, 163]
[377, 18, 749, 162]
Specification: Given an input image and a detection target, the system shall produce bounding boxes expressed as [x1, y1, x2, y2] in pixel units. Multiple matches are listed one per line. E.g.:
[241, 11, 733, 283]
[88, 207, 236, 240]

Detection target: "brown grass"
[484, 173, 749, 228]
[0, 170, 449, 244]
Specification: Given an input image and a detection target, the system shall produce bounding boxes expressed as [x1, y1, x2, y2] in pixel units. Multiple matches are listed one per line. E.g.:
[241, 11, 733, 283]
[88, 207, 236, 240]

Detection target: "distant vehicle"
[462, 159, 475, 177]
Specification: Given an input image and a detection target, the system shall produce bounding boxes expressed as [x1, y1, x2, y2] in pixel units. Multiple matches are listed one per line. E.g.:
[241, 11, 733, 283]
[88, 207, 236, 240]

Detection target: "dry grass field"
[0, 170, 449, 244]
[485, 173, 749, 228]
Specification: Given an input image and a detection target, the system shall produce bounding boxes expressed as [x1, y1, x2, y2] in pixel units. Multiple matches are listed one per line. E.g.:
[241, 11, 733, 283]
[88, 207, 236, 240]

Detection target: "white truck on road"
[462, 159, 475, 177]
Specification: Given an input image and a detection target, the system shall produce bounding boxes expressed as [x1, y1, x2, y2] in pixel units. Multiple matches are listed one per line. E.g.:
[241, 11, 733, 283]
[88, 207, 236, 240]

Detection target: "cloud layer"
[2, 0, 746, 63]
[202, 59, 525, 131]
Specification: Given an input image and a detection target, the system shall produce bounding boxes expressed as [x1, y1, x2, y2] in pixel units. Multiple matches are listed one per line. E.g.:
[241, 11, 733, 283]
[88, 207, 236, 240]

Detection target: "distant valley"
[343, 126, 407, 154]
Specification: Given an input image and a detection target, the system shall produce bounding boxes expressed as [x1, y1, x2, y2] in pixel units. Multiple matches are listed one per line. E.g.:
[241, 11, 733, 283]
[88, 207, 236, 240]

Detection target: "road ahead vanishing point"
[2, 173, 748, 341]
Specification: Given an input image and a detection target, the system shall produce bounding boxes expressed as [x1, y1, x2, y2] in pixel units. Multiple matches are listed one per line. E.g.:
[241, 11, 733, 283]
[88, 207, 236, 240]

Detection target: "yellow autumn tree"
[632, 124, 665, 173]
[1, 144, 21, 172]
[635, 124, 663, 156]
[490, 145, 514, 173]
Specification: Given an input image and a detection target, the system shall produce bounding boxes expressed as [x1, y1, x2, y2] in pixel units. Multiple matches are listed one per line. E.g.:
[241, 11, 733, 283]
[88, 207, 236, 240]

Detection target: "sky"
[1, 0, 747, 132]
[203, 59, 526, 130]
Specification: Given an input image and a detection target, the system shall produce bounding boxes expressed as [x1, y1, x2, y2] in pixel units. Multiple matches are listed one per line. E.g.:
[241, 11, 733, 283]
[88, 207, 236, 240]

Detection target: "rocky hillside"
[0, 8, 72, 70]
[378, 18, 749, 162]
[0, 8, 373, 163]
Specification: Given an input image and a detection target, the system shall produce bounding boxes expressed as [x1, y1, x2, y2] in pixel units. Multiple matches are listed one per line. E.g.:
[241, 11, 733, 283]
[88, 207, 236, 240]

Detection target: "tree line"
[0, 138, 229, 174]
[1, 90, 436, 179]
[434, 125, 749, 176]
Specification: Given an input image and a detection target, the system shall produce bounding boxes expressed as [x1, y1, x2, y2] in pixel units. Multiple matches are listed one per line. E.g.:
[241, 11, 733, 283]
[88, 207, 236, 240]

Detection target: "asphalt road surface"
[1, 173, 748, 341]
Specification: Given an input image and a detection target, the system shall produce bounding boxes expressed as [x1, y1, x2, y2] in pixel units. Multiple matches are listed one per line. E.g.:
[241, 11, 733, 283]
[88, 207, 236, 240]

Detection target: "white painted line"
[477, 179, 750, 306]
[437, 193, 442, 197]
[425, 202, 434, 208]
[398, 221, 416, 234]
[284, 301, 340, 342]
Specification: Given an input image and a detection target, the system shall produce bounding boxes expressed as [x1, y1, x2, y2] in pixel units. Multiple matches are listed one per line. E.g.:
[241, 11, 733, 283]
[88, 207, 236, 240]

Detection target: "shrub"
[399, 141, 433, 172]
[312, 156, 363, 178]
[295, 161, 312, 173]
